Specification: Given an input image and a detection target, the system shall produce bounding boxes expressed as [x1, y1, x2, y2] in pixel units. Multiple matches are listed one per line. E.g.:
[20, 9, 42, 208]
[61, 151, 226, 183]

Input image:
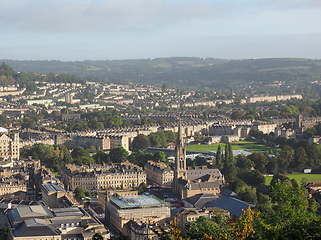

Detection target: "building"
[221, 135, 240, 143]
[175, 207, 229, 235]
[5, 204, 110, 240]
[61, 163, 146, 191]
[144, 161, 174, 186]
[252, 122, 277, 135]
[275, 127, 296, 139]
[106, 194, 170, 237]
[204, 197, 255, 221]
[172, 119, 187, 195]
[65, 93, 73, 104]
[0, 179, 26, 196]
[61, 113, 81, 121]
[0, 131, 20, 160]
[172, 120, 225, 199]
[41, 184, 69, 208]
[109, 135, 130, 152]
[97, 189, 138, 212]
[186, 166, 224, 182]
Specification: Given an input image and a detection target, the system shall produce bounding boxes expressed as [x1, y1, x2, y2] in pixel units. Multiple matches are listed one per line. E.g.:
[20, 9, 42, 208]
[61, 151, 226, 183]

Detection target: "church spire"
[172, 118, 187, 195]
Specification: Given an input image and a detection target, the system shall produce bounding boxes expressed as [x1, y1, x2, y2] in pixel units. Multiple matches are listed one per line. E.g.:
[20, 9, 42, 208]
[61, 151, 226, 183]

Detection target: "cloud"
[0, 0, 247, 33]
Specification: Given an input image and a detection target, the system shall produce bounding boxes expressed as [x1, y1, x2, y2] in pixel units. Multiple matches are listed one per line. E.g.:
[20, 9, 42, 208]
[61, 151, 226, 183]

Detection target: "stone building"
[61, 162, 146, 191]
[172, 120, 225, 199]
[0, 179, 26, 196]
[106, 194, 170, 237]
[175, 207, 229, 235]
[144, 161, 174, 186]
[5, 204, 110, 240]
[0, 131, 19, 160]
[41, 183, 67, 208]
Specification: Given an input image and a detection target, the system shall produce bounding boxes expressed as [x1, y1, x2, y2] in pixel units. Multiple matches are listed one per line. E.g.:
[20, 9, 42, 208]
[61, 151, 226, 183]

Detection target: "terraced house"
[61, 162, 146, 191]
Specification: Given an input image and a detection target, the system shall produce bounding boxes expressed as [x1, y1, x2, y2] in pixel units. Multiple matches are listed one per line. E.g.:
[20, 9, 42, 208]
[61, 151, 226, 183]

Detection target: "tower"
[295, 114, 303, 129]
[173, 119, 186, 194]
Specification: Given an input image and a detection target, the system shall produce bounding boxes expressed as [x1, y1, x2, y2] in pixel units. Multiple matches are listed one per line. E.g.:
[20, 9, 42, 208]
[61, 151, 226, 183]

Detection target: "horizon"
[2, 56, 321, 62]
[1, 0, 321, 61]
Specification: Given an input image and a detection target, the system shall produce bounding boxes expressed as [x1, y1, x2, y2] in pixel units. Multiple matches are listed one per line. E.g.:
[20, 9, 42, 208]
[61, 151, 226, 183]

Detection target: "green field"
[265, 174, 321, 185]
[186, 140, 278, 154]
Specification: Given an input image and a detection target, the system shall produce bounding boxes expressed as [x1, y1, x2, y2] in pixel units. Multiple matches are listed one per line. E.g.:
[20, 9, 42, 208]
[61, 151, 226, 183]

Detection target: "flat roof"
[52, 207, 84, 217]
[111, 195, 164, 208]
[43, 184, 64, 192]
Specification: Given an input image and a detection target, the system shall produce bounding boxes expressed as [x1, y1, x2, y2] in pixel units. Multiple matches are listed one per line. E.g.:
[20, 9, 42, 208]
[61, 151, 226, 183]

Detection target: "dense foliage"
[21, 143, 169, 172]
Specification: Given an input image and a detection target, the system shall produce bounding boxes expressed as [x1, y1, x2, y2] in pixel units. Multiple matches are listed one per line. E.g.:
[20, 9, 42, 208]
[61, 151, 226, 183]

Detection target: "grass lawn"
[186, 140, 278, 154]
[265, 174, 321, 185]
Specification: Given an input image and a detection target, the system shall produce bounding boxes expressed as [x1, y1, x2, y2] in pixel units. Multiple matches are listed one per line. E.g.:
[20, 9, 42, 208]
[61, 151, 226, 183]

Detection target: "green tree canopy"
[108, 147, 129, 163]
[131, 134, 151, 152]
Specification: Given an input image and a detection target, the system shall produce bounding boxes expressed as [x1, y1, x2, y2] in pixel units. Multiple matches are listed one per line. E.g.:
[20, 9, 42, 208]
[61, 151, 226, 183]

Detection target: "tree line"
[22, 143, 168, 172]
[158, 176, 321, 240]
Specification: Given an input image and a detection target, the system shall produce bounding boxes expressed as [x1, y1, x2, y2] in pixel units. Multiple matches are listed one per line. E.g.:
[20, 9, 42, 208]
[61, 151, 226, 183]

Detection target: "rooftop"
[43, 184, 64, 192]
[110, 195, 165, 209]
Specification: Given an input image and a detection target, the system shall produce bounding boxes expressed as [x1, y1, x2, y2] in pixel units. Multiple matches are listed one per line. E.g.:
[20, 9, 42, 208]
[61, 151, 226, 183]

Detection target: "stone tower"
[173, 119, 187, 194]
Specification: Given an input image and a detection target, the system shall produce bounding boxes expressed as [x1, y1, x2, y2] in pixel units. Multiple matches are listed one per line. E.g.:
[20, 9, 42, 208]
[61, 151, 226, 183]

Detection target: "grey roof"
[221, 189, 238, 197]
[51, 217, 82, 225]
[10, 205, 54, 222]
[204, 197, 254, 217]
[52, 207, 84, 217]
[13, 218, 58, 237]
[183, 193, 219, 208]
[188, 181, 221, 190]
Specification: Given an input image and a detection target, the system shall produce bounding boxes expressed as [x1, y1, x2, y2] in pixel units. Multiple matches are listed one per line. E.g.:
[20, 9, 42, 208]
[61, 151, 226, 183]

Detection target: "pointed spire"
[177, 118, 183, 147]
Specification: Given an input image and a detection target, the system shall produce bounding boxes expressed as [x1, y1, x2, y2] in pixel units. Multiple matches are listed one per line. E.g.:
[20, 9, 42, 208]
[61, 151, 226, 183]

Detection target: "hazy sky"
[1, 0, 321, 61]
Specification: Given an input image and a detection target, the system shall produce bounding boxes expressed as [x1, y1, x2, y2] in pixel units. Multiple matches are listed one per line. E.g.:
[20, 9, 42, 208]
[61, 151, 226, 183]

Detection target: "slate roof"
[52, 207, 84, 217]
[204, 197, 254, 217]
[221, 189, 238, 198]
[9, 205, 54, 223]
[13, 218, 58, 237]
[183, 193, 219, 208]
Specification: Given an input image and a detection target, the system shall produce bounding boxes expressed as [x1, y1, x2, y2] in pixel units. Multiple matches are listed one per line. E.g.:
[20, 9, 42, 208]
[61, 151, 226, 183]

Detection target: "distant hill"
[2, 57, 321, 89]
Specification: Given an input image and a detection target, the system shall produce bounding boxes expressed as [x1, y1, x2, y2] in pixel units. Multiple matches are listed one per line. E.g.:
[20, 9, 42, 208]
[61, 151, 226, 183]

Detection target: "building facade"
[0, 132, 19, 160]
[61, 163, 146, 191]
[106, 194, 170, 238]
[144, 161, 174, 186]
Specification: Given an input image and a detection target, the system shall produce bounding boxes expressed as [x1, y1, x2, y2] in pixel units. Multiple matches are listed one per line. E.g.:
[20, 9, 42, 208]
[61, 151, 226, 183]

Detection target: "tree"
[248, 152, 268, 173]
[270, 172, 289, 186]
[154, 219, 183, 240]
[303, 127, 317, 139]
[108, 147, 129, 163]
[154, 151, 166, 163]
[278, 145, 294, 172]
[21, 117, 35, 129]
[71, 146, 89, 159]
[237, 186, 257, 204]
[223, 207, 259, 240]
[74, 186, 86, 199]
[106, 115, 123, 128]
[293, 146, 307, 171]
[216, 145, 223, 169]
[136, 182, 147, 194]
[94, 150, 109, 164]
[266, 157, 278, 174]
[92, 233, 103, 240]
[131, 134, 150, 152]
[236, 155, 254, 170]
[149, 132, 167, 148]
[256, 179, 321, 239]
[187, 216, 230, 240]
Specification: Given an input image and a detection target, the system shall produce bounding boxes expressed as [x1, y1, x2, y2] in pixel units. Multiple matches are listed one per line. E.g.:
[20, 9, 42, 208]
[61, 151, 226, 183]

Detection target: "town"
[1, 62, 321, 239]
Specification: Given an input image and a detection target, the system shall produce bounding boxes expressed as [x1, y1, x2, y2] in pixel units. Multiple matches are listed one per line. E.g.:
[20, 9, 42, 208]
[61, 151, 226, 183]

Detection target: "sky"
[1, 0, 321, 61]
